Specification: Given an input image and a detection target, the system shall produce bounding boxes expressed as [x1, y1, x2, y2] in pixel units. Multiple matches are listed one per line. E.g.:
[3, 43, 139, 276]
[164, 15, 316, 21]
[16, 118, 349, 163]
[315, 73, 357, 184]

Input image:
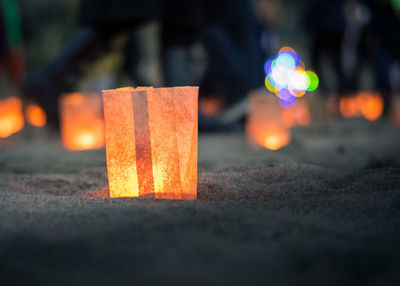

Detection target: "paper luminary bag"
[0, 96, 24, 138]
[102, 87, 198, 200]
[246, 91, 291, 151]
[59, 93, 105, 151]
[339, 92, 383, 121]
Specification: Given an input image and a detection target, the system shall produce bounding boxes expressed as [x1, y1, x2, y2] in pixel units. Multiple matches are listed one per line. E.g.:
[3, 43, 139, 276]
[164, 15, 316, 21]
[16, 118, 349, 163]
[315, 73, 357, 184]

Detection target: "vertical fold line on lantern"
[131, 90, 155, 197]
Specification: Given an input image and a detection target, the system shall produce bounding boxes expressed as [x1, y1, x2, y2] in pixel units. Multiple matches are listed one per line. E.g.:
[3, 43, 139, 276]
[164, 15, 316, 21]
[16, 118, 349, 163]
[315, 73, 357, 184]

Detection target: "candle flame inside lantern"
[60, 93, 105, 151]
[0, 96, 24, 138]
[262, 127, 291, 150]
[102, 86, 198, 199]
[339, 92, 383, 121]
[25, 104, 47, 127]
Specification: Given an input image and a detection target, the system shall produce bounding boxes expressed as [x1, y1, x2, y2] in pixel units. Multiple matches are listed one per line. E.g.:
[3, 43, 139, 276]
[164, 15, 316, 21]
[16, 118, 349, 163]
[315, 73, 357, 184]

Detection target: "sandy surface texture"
[0, 119, 400, 285]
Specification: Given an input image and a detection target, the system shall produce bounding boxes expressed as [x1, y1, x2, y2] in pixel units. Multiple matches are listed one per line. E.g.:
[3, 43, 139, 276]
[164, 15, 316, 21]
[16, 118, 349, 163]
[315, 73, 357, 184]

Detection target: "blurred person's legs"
[24, 0, 160, 128]
[160, 0, 202, 86]
[24, 28, 119, 127]
[200, 0, 264, 107]
[123, 30, 154, 87]
[375, 49, 395, 114]
[200, 25, 247, 104]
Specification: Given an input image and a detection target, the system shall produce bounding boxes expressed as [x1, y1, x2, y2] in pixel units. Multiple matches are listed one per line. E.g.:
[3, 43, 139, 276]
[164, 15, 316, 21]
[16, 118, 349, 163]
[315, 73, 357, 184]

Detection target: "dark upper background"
[0, 0, 399, 128]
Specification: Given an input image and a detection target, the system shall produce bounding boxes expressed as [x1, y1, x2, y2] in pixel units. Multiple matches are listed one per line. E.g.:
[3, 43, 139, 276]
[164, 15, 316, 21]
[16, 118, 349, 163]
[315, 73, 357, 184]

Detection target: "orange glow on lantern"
[102, 86, 198, 200]
[0, 96, 24, 138]
[246, 92, 291, 150]
[25, 104, 47, 127]
[60, 93, 105, 151]
[261, 126, 291, 150]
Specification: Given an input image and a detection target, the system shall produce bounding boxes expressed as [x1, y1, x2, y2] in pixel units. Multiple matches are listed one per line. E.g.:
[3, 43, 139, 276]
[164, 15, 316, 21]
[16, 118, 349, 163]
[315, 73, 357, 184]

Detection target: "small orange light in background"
[199, 97, 224, 117]
[339, 92, 383, 121]
[25, 104, 46, 127]
[60, 93, 105, 151]
[357, 92, 384, 121]
[0, 96, 24, 138]
[102, 86, 198, 200]
[246, 91, 291, 150]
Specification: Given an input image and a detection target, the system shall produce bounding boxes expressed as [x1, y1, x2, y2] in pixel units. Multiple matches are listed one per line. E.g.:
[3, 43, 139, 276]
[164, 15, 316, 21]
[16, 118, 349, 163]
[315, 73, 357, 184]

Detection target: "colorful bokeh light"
[264, 47, 318, 108]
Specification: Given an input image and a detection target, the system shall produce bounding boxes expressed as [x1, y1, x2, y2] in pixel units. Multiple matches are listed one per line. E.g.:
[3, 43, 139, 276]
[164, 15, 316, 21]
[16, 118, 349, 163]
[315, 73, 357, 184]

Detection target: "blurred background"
[0, 0, 399, 158]
[1, 3, 400, 285]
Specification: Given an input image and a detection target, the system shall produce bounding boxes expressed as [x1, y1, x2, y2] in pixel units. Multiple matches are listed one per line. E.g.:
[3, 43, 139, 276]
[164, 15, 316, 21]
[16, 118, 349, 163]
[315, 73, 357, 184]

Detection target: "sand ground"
[0, 118, 400, 285]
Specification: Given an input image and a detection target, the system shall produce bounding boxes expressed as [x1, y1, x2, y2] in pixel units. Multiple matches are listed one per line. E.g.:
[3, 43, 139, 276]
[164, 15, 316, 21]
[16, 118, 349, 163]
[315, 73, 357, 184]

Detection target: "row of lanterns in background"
[0, 90, 390, 151]
[0, 93, 104, 150]
[0, 96, 46, 138]
[246, 91, 389, 150]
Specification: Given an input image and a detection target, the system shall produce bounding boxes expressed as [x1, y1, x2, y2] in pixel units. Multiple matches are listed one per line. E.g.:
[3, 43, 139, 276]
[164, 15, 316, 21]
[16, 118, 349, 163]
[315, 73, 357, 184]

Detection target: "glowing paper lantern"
[102, 86, 198, 200]
[246, 91, 291, 150]
[357, 92, 383, 121]
[339, 92, 383, 121]
[60, 93, 105, 151]
[0, 96, 24, 138]
[25, 104, 46, 127]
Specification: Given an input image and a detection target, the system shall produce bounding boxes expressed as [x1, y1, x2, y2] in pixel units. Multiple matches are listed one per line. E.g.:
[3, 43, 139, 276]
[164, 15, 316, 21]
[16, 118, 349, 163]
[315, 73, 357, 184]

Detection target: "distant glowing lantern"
[25, 104, 46, 127]
[357, 92, 383, 121]
[102, 86, 198, 200]
[246, 91, 291, 150]
[339, 92, 383, 121]
[60, 93, 105, 151]
[0, 96, 24, 138]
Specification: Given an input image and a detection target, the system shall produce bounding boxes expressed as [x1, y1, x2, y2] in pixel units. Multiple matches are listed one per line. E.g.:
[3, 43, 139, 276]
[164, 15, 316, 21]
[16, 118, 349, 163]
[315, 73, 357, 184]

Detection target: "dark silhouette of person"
[364, 0, 400, 111]
[304, 0, 350, 94]
[24, 0, 263, 131]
